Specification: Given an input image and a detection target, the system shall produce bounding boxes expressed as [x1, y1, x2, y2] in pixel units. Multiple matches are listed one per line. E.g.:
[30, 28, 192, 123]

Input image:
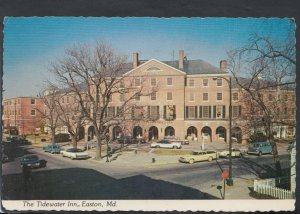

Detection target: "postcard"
[1, 17, 296, 212]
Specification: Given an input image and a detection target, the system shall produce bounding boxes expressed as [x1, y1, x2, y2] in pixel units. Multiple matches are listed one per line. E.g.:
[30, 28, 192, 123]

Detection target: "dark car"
[20, 154, 47, 168]
[11, 136, 31, 145]
[54, 133, 70, 143]
[116, 136, 133, 144]
[43, 144, 62, 153]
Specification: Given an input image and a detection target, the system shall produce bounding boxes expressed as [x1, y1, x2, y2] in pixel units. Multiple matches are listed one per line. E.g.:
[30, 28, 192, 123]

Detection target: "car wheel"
[173, 146, 178, 149]
[258, 151, 262, 156]
[156, 146, 160, 148]
[189, 159, 194, 164]
[226, 154, 229, 158]
[239, 153, 242, 158]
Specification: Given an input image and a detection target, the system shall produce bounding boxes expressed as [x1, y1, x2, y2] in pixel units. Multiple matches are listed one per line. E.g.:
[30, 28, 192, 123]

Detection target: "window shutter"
[195, 106, 198, 118]
[223, 106, 226, 118]
[148, 106, 150, 118]
[213, 106, 216, 118]
[239, 106, 242, 116]
[164, 105, 166, 119]
[157, 106, 159, 118]
[199, 106, 202, 118]
[173, 105, 176, 119]
[209, 106, 211, 118]
[186, 106, 189, 118]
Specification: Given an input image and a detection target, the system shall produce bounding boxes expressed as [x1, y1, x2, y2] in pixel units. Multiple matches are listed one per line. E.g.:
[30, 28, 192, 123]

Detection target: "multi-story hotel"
[2, 97, 45, 135]
[102, 50, 234, 144]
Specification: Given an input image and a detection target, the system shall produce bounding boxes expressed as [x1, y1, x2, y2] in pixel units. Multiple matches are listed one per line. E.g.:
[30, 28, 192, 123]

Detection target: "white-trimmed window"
[268, 94, 273, 101]
[203, 93, 208, 101]
[151, 92, 156, 101]
[203, 79, 208, 87]
[217, 93, 222, 101]
[202, 106, 209, 118]
[151, 78, 156, 86]
[135, 78, 141, 87]
[216, 79, 222, 86]
[167, 92, 173, 100]
[167, 78, 173, 86]
[31, 109, 36, 116]
[233, 92, 239, 101]
[189, 79, 194, 87]
[190, 92, 195, 101]
[232, 106, 242, 117]
[31, 99, 35, 105]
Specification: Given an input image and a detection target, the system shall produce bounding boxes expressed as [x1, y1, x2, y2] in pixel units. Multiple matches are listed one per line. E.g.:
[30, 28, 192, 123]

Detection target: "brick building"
[2, 97, 45, 135]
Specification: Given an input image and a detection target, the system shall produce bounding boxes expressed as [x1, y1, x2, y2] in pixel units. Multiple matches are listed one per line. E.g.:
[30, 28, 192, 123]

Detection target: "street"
[2, 141, 290, 200]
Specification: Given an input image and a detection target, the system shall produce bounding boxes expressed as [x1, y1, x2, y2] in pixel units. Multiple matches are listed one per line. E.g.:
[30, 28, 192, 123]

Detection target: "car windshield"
[23, 155, 38, 161]
[192, 152, 199, 155]
[250, 143, 259, 148]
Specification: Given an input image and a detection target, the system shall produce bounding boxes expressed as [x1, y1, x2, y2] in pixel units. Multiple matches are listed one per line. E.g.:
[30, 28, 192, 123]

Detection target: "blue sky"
[3, 17, 294, 99]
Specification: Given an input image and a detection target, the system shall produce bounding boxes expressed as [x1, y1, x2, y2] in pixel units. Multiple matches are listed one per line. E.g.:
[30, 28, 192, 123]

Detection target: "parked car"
[2, 154, 9, 162]
[43, 144, 63, 153]
[20, 154, 47, 168]
[179, 150, 219, 164]
[61, 148, 89, 160]
[116, 136, 133, 144]
[219, 148, 242, 158]
[247, 141, 273, 156]
[163, 136, 189, 145]
[116, 136, 146, 144]
[54, 133, 70, 143]
[150, 139, 181, 149]
[11, 136, 31, 145]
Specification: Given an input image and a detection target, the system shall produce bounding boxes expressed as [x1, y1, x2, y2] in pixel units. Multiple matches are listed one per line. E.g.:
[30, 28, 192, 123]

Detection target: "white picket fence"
[254, 179, 295, 199]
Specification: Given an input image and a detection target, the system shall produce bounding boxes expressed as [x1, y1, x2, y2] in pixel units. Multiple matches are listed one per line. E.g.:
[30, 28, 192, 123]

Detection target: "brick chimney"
[220, 60, 227, 72]
[179, 50, 184, 70]
[133, 52, 139, 68]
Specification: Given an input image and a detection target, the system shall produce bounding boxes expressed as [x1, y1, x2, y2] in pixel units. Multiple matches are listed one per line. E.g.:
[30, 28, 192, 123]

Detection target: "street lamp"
[213, 76, 233, 186]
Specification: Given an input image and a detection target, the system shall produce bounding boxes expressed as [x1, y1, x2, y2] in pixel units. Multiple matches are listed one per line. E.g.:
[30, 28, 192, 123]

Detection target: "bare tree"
[55, 92, 87, 149]
[38, 87, 62, 145]
[227, 26, 296, 176]
[49, 41, 155, 159]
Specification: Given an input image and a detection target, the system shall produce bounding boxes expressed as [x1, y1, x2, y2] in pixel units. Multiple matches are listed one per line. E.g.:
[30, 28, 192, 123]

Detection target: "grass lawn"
[153, 149, 193, 156]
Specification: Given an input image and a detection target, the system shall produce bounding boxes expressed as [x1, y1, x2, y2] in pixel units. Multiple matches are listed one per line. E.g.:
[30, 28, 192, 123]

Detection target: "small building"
[2, 97, 45, 135]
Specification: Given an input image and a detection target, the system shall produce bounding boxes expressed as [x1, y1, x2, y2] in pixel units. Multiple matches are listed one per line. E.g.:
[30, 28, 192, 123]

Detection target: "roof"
[121, 59, 226, 75]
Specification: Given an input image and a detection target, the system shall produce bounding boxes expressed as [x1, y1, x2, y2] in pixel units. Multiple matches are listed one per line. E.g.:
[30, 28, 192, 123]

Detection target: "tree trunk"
[267, 122, 282, 177]
[51, 128, 55, 145]
[71, 135, 77, 149]
[95, 133, 102, 160]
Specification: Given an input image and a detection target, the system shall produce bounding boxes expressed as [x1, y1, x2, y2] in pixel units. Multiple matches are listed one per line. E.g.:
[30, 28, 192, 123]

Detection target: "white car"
[61, 148, 89, 160]
[219, 148, 242, 158]
[150, 139, 181, 149]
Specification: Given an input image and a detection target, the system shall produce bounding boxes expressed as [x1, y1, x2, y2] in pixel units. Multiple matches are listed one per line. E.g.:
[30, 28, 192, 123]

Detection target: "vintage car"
[20, 154, 47, 168]
[179, 150, 219, 164]
[219, 148, 242, 158]
[150, 139, 182, 149]
[61, 148, 89, 160]
[43, 144, 63, 153]
[163, 136, 189, 145]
